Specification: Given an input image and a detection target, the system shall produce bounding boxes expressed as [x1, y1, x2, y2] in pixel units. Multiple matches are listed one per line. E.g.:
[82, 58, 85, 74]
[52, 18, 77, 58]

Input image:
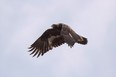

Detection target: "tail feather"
[77, 36, 88, 45]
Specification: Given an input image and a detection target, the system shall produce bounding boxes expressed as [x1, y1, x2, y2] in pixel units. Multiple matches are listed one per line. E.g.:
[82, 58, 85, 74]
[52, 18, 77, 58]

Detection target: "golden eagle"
[28, 23, 87, 57]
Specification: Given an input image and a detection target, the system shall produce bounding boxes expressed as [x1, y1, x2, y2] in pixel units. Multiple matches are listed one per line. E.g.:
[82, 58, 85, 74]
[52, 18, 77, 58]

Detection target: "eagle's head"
[51, 23, 63, 31]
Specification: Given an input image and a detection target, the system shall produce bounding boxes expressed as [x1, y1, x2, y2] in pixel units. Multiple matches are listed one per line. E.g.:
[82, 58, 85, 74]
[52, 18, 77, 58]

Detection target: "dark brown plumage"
[28, 23, 88, 57]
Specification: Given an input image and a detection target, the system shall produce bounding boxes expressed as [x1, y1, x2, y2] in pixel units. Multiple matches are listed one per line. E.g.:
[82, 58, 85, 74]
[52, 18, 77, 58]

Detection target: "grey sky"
[0, 0, 116, 77]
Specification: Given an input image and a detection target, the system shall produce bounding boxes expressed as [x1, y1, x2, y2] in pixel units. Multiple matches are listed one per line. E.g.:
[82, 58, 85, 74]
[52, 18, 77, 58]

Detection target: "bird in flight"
[28, 23, 88, 57]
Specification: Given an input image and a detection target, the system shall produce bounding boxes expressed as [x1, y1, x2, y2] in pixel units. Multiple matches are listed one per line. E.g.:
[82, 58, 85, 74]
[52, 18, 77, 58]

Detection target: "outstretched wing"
[28, 29, 65, 57]
[28, 38, 51, 57]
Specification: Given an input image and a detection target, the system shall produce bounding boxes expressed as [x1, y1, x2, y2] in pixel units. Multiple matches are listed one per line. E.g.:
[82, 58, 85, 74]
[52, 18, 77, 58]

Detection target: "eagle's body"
[28, 23, 87, 57]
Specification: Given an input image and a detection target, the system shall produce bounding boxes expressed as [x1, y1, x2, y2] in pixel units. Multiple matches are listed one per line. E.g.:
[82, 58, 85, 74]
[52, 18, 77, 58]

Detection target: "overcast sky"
[0, 0, 116, 77]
